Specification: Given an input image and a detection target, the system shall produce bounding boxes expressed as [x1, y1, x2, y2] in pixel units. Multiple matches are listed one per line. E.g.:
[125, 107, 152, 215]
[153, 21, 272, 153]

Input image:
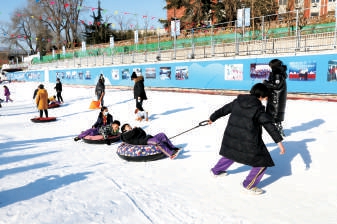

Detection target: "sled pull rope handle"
[198, 120, 209, 127]
[169, 120, 209, 140]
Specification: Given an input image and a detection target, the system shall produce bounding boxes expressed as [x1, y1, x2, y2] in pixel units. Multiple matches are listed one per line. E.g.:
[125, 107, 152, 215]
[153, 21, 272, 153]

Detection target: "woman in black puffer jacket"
[263, 59, 288, 136]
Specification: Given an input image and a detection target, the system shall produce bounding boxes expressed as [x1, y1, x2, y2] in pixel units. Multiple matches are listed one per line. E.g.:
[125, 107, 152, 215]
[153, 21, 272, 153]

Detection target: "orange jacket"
[36, 88, 48, 110]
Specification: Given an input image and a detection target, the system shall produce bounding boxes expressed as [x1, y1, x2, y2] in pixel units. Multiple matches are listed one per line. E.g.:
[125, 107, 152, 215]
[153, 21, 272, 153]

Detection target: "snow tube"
[31, 117, 57, 123]
[116, 142, 166, 162]
[48, 102, 61, 109]
[48, 103, 61, 109]
[82, 134, 121, 144]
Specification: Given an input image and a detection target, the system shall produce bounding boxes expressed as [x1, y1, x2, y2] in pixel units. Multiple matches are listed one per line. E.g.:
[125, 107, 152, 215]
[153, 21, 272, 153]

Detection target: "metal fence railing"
[29, 31, 336, 70]
[25, 9, 337, 70]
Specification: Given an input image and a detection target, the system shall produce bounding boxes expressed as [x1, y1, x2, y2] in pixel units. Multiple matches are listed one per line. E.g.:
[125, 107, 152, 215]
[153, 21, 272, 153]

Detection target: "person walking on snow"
[54, 78, 64, 103]
[131, 72, 148, 121]
[209, 83, 286, 195]
[3, 85, 13, 102]
[95, 74, 105, 107]
[263, 59, 288, 136]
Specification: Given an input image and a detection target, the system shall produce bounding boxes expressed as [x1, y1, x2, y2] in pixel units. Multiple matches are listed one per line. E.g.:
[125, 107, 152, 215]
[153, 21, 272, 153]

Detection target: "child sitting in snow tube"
[117, 123, 181, 162]
[48, 95, 60, 108]
[74, 106, 118, 144]
[83, 121, 121, 145]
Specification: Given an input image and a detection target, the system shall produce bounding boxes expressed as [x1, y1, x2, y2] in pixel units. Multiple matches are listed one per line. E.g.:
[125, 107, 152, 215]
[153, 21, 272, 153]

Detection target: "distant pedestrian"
[95, 74, 105, 107]
[131, 72, 148, 121]
[3, 85, 13, 102]
[54, 78, 64, 103]
[263, 59, 288, 136]
[33, 86, 39, 99]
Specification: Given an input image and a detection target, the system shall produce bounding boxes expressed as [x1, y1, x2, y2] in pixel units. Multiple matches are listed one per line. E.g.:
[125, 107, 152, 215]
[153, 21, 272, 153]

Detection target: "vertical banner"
[81, 41, 86, 52]
[134, 30, 139, 44]
[110, 36, 114, 48]
[237, 8, 251, 27]
[171, 20, 181, 37]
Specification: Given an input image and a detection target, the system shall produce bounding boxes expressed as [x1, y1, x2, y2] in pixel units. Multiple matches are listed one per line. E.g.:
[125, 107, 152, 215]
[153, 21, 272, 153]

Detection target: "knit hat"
[131, 72, 137, 80]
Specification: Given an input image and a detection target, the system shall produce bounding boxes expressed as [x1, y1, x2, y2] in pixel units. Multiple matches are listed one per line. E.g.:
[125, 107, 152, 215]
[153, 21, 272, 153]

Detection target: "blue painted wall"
[10, 53, 337, 94]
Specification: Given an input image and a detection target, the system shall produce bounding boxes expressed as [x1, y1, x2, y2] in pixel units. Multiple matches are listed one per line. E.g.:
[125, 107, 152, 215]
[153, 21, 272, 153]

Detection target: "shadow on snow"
[0, 172, 92, 208]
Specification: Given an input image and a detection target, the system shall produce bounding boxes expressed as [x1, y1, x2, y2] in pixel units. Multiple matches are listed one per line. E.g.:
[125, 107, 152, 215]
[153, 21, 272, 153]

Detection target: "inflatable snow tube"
[31, 117, 57, 123]
[83, 134, 121, 144]
[116, 142, 166, 162]
[48, 103, 61, 109]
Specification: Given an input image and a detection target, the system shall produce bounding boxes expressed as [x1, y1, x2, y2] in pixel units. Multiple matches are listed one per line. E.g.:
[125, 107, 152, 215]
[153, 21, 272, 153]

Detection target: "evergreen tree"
[82, 0, 113, 45]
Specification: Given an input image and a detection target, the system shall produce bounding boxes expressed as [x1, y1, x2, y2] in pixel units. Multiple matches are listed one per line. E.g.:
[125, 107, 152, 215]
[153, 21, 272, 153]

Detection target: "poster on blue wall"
[57, 69, 90, 80]
[327, 60, 337, 82]
[288, 61, 316, 81]
[250, 63, 270, 79]
[122, 68, 130, 80]
[133, 68, 142, 76]
[160, 67, 171, 80]
[112, 69, 119, 80]
[145, 68, 156, 79]
[224, 64, 243, 80]
[7, 71, 43, 82]
[175, 66, 188, 80]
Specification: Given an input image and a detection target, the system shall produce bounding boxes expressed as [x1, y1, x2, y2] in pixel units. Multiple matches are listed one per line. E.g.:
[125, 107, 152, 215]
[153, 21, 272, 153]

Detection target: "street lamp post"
[157, 28, 161, 61]
[295, 7, 300, 50]
[173, 18, 177, 60]
[235, 20, 239, 55]
[242, 3, 245, 40]
[334, 1, 337, 47]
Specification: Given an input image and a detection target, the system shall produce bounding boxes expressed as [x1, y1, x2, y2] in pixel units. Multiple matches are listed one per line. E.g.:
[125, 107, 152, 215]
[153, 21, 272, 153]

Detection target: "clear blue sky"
[0, 0, 167, 28]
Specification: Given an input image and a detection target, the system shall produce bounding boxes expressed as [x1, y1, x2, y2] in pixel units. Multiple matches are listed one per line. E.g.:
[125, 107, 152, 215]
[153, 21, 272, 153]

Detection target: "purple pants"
[5, 96, 11, 102]
[147, 133, 175, 156]
[211, 156, 267, 189]
[78, 128, 99, 139]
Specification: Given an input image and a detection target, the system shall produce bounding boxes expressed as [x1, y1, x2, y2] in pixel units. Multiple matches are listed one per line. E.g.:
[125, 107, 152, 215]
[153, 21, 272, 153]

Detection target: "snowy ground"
[0, 82, 336, 224]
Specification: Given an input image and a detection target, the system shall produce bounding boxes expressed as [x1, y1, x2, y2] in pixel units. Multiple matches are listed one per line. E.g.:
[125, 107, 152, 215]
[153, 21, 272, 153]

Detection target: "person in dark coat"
[209, 83, 286, 195]
[131, 72, 148, 121]
[95, 74, 105, 107]
[54, 78, 64, 103]
[120, 123, 181, 159]
[263, 59, 288, 136]
[74, 106, 113, 141]
[33, 86, 39, 99]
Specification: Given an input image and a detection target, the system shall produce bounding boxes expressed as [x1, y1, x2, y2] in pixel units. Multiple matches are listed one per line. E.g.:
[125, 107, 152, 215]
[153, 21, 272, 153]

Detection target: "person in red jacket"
[208, 83, 286, 195]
